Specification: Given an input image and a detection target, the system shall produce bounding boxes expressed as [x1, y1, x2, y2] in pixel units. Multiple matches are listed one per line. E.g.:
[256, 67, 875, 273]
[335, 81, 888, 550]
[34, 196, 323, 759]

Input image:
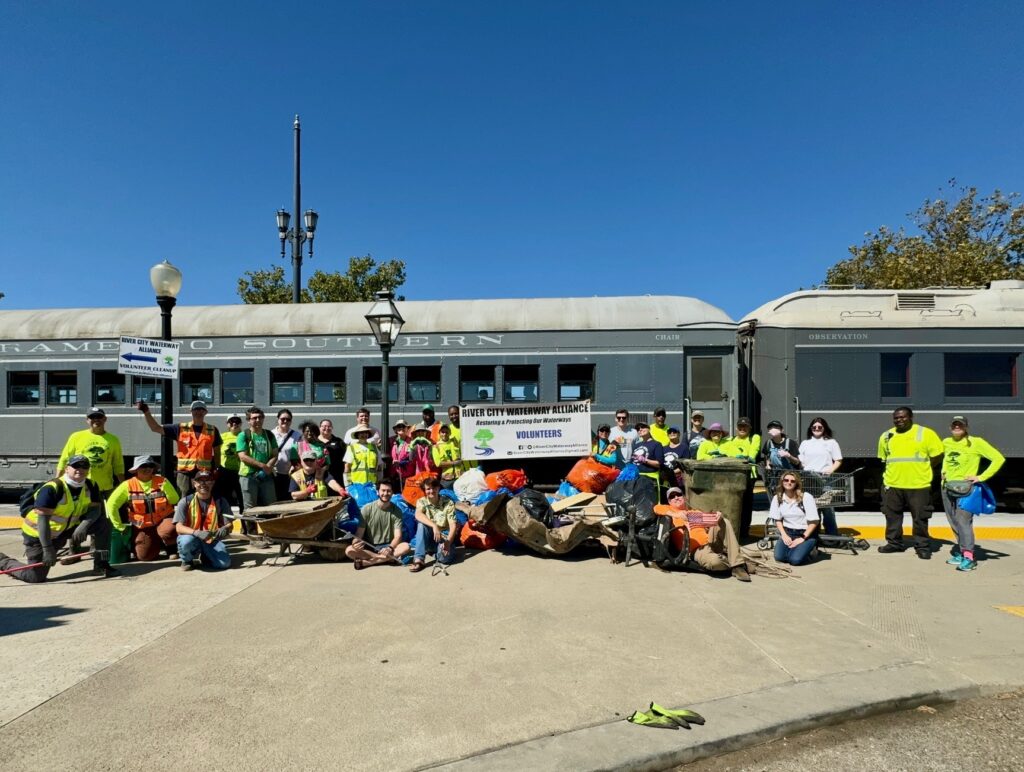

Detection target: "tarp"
[478, 493, 615, 556]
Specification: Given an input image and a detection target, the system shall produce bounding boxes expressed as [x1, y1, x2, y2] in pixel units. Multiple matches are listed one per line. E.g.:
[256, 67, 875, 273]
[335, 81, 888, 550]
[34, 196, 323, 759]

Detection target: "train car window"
[690, 357, 723, 402]
[222, 370, 254, 405]
[363, 367, 398, 404]
[880, 353, 911, 398]
[132, 377, 163, 404]
[460, 365, 495, 402]
[93, 370, 126, 404]
[181, 369, 214, 404]
[271, 368, 305, 404]
[944, 353, 1018, 398]
[558, 364, 594, 401]
[313, 367, 347, 404]
[504, 365, 539, 402]
[407, 366, 441, 403]
[46, 371, 78, 405]
[9, 372, 40, 405]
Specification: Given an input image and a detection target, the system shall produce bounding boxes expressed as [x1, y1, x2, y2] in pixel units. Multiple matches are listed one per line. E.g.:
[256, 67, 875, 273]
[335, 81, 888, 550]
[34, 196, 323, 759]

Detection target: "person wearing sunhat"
[389, 419, 415, 485]
[138, 398, 222, 494]
[343, 426, 379, 487]
[173, 470, 233, 571]
[695, 422, 730, 460]
[290, 448, 347, 500]
[407, 422, 439, 476]
[106, 455, 181, 561]
[57, 406, 125, 497]
[0, 455, 118, 582]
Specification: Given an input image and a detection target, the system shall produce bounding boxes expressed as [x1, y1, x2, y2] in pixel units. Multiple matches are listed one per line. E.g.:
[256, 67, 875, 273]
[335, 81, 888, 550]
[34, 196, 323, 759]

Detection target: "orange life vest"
[126, 476, 174, 528]
[186, 496, 220, 532]
[176, 422, 216, 472]
[653, 504, 711, 552]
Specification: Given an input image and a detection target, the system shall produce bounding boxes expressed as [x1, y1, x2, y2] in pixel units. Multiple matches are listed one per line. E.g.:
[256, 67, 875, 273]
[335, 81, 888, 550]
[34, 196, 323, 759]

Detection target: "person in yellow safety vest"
[290, 449, 347, 500]
[343, 427, 379, 487]
[106, 455, 181, 561]
[650, 407, 671, 446]
[721, 417, 761, 539]
[696, 422, 730, 460]
[432, 424, 468, 488]
[446, 405, 478, 470]
[173, 470, 232, 571]
[138, 399, 222, 494]
[0, 455, 118, 583]
[215, 414, 244, 515]
[877, 406, 944, 560]
[56, 406, 125, 496]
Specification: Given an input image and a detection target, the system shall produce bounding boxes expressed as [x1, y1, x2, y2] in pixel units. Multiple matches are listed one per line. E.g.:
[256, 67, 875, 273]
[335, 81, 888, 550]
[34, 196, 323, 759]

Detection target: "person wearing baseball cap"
[289, 447, 346, 500]
[173, 470, 233, 571]
[655, 488, 751, 582]
[421, 404, 442, 443]
[687, 410, 706, 455]
[216, 415, 245, 516]
[722, 417, 762, 539]
[137, 397, 222, 494]
[56, 406, 125, 497]
[940, 415, 1006, 572]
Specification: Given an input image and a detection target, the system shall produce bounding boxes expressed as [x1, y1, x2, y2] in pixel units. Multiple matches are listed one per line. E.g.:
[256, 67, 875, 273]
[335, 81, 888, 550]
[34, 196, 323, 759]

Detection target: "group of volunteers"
[0, 397, 1005, 583]
[590, 405, 1005, 573]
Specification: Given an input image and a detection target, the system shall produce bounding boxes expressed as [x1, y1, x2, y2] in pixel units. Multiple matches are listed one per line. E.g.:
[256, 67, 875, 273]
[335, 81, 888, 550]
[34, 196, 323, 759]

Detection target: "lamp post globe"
[364, 290, 404, 472]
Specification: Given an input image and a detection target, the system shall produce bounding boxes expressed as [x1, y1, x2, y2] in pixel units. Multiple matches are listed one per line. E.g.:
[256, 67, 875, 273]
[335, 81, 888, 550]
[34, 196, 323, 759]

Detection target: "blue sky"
[2, 1, 1021, 321]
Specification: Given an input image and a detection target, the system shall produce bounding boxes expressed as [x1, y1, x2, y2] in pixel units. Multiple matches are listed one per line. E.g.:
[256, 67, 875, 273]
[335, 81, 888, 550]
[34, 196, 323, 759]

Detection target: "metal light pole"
[150, 260, 183, 475]
[365, 290, 405, 473]
[276, 115, 318, 303]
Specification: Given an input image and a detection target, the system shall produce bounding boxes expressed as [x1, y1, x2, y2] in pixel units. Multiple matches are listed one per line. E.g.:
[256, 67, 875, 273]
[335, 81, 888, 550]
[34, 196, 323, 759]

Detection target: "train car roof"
[0, 296, 734, 339]
[739, 280, 1024, 329]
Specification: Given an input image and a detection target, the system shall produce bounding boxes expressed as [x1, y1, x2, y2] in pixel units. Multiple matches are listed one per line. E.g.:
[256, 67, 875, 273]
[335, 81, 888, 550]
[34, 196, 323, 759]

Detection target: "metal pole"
[157, 295, 177, 475]
[381, 345, 391, 474]
[292, 114, 302, 304]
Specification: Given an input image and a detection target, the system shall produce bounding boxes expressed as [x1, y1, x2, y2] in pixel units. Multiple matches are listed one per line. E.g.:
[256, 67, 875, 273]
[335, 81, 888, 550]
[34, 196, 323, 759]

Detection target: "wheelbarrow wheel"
[318, 546, 348, 562]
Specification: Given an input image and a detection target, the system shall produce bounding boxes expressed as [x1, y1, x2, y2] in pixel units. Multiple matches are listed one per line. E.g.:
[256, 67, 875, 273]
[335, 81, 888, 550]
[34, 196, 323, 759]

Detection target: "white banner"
[460, 401, 592, 460]
[117, 336, 181, 379]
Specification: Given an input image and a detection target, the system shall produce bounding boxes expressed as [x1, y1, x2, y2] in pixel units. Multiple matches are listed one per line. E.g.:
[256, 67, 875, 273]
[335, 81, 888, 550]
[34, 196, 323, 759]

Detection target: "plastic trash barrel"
[109, 526, 132, 565]
[681, 458, 750, 537]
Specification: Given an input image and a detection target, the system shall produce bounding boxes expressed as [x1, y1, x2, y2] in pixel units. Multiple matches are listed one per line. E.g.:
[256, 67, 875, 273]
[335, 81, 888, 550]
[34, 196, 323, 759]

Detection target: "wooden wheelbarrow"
[229, 498, 354, 562]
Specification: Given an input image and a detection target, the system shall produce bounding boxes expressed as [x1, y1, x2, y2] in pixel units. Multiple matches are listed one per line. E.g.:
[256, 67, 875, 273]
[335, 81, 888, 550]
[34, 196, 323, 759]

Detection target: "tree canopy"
[237, 255, 407, 304]
[824, 183, 1024, 289]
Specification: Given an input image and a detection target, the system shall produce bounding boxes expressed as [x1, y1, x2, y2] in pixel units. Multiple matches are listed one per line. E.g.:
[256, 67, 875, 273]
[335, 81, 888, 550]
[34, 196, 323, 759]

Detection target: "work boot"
[731, 565, 751, 582]
[916, 548, 931, 560]
[878, 544, 906, 553]
[90, 561, 120, 578]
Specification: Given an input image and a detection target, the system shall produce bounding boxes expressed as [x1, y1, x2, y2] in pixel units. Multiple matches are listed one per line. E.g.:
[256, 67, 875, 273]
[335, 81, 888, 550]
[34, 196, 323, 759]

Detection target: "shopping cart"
[758, 469, 870, 555]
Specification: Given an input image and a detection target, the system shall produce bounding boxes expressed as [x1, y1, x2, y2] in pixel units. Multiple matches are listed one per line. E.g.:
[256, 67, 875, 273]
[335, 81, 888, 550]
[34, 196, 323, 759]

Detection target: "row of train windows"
[6, 364, 597, 407]
[880, 352, 1018, 398]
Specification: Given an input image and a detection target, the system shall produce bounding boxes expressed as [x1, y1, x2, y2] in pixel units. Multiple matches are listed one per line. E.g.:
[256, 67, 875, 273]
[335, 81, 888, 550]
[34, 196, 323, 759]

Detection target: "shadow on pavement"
[0, 605, 86, 637]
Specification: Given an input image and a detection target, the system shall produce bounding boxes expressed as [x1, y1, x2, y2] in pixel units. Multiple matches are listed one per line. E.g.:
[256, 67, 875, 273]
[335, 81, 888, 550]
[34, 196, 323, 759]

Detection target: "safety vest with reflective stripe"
[186, 496, 220, 532]
[348, 443, 378, 484]
[291, 470, 329, 500]
[22, 481, 95, 539]
[431, 440, 467, 480]
[878, 424, 943, 490]
[176, 422, 216, 472]
[126, 475, 174, 528]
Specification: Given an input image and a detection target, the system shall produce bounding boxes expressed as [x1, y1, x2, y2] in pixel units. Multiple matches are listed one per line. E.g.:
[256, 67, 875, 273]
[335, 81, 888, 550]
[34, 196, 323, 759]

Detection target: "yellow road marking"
[994, 606, 1024, 618]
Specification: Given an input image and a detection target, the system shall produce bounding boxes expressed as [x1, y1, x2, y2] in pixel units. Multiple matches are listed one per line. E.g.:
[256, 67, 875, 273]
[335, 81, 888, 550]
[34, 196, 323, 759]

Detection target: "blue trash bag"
[337, 516, 361, 535]
[959, 483, 997, 515]
[475, 489, 496, 505]
[348, 482, 379, 508]
[346, 497, 361, 520]
[391, 494, 418, 541]
[439, 488, 459, 503]
[557, 480, 581, 498]
[616, 463, 639, 482]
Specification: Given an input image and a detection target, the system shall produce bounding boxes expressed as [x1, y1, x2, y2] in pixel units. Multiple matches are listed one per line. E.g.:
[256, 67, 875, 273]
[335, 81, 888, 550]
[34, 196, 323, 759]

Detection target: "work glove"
[214, 525, 232, 540]
[41, 547, 58, 567]
[192, 530, 211, 541]
[73, 520, 92, 542]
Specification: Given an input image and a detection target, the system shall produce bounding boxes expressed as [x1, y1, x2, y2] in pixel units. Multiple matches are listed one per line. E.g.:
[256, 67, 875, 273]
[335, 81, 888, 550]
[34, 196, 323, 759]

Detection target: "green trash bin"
[109, 525, 132, 565]
[681, 458, 750, 537]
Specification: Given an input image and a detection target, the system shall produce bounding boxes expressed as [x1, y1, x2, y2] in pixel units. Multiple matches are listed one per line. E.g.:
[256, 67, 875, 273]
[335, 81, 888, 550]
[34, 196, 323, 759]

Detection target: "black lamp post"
[276, 115, 318, 303]
[149, 260, 183, 475]
[364, 290, 405, 471]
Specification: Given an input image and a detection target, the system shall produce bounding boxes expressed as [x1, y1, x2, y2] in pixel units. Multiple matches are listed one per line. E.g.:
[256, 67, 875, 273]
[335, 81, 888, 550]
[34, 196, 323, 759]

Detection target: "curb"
[426, 662, 988, 771]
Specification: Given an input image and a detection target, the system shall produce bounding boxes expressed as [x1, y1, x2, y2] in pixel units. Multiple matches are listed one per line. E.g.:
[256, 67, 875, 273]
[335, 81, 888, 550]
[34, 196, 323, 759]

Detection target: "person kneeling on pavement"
[107, 455, 180, 561]
[174, 471, 233, 571]
[289, 449, 347, 500]
[0, 455, 118, 582]
[409, 476, 458, 573]
[345, 480, 411, 569]
[655, 487, 751, 582]
[771, 472, 819, 566]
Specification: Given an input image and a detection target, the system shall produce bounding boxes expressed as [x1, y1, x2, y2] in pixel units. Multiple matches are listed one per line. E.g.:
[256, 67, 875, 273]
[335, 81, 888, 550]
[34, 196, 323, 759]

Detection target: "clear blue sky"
[2, 1, 1021, 321]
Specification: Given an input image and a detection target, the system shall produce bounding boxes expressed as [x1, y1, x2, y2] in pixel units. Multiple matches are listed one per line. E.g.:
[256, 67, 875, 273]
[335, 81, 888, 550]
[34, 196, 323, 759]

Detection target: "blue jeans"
[414, 522, 456, 563]
[820, 507, 838, 536]
[177, 535, 232, 570]
[774, 526, 817, 566]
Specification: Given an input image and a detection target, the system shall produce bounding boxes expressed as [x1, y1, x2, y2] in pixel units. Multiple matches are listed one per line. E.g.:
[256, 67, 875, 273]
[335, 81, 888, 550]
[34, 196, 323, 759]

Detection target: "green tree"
[824, 183, 1024, 289]
[237, 255, 407, 304]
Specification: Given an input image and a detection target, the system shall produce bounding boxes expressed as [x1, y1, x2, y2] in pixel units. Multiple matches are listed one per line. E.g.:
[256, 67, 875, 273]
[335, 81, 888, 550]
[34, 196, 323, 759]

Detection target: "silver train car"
[0, 296, 737, 489]
[739, 280, 1024, 503]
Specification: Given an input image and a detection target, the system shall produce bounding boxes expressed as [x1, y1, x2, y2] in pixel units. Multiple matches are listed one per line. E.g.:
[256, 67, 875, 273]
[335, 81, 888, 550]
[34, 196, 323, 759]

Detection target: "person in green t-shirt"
[215, 414, 244, 515]
[235, 407, 279, 533]
[344, 480, 410, 569]
[57, 407, 125, 495]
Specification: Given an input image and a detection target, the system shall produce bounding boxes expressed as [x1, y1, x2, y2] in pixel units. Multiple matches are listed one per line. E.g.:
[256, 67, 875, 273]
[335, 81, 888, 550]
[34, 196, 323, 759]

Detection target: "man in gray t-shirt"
[344, 480, 410, 569]
[608, 409, 639, 467]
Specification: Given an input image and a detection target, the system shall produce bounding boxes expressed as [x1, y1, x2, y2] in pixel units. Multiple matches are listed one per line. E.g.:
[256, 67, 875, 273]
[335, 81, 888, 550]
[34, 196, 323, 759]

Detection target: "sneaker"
[945, 555, 963, 565]
[957, 557, 978, 572]
[180, 561, 194, 571]
[878, 544, 906, 553]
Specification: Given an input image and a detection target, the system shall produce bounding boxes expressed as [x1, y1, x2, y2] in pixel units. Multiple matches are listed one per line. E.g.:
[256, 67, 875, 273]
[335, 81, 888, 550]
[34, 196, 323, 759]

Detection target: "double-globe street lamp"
[150, 260, 183, 475]
[275, 115, 318, 303]
[364, 290, 405, 471]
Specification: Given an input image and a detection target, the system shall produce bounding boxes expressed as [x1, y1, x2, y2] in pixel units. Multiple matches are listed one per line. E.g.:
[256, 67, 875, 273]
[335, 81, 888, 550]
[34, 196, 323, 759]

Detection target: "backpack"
[19, 479, 64, 517]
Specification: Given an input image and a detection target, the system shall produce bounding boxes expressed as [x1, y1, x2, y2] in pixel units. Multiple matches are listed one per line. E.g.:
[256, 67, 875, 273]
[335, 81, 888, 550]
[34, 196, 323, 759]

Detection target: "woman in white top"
[771, 471, 820, 565]
[798, 417, 843, 536]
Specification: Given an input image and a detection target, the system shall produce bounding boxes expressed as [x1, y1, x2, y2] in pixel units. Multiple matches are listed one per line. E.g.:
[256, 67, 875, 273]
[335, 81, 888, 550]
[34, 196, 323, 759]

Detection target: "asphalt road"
[681, 690, 1024, 771]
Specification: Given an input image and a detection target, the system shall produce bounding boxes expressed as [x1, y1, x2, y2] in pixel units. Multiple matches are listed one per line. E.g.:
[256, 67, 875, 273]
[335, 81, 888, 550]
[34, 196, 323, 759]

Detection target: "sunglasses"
[279, 417, 292, 422]
[782, 478, 797, 484]
[616, 416, 627, 421]
[811, 425, 824, 430]
[668, 493, 684, 499]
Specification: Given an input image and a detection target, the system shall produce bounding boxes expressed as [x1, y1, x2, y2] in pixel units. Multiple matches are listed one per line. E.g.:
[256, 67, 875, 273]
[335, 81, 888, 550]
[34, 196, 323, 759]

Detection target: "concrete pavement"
[0, 508, 1022, 771]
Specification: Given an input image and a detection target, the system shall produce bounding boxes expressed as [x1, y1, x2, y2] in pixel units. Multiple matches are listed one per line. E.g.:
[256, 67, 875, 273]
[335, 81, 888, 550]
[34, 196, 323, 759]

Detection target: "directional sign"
[117, 336, 180, 379]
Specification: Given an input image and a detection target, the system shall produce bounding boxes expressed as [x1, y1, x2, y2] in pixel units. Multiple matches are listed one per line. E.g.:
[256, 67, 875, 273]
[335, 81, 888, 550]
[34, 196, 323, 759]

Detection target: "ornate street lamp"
[149, 260, 183, 474]
[275, 115, 318, 303]
[364, 290, 405, 471]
